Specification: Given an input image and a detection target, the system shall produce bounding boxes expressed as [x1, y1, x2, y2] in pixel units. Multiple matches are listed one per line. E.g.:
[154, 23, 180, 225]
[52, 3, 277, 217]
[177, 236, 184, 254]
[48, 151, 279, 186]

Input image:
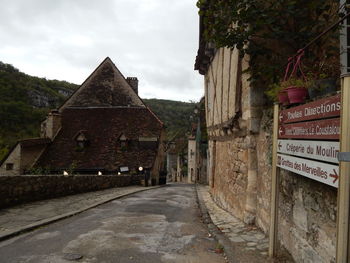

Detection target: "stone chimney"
[40, 109, 61, 139]
[126, 77, 139, 95]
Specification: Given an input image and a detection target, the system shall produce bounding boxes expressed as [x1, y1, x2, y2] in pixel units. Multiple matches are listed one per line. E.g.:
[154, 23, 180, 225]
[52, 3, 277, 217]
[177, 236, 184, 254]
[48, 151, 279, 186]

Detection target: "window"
[119, 134, 128, 151]
[74, 131, 89, 151]
[6, 163, 14, 170]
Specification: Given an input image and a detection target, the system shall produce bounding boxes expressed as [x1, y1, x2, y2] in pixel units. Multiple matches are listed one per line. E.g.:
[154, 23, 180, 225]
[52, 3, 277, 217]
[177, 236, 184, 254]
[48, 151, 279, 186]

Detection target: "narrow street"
[0, 184, 226, 263]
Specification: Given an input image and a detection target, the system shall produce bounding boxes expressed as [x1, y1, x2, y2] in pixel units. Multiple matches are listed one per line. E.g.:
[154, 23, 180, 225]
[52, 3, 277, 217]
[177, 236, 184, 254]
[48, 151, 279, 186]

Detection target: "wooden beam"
[336, 76, 350, 262]
[269, 103, 280, 257]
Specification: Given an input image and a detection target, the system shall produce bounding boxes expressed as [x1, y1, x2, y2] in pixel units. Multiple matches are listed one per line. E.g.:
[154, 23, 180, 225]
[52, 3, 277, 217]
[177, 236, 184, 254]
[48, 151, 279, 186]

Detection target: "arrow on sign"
[279, 127, 283, 136]
[279, 113, 283, 122]
[278, 142, 282, 150]
[330, 169, 338, 184]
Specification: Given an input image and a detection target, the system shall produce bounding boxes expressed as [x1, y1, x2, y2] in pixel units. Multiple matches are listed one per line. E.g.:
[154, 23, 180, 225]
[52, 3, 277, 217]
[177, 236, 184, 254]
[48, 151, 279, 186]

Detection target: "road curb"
[0, 185, 163, 242]
[195, 184, 237, 263]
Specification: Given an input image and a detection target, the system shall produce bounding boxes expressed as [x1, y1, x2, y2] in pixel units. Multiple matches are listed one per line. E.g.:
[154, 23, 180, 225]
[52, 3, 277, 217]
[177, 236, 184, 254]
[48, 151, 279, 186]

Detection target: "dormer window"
[118, 134, 128, 151]
[6, 163, 14, 171]
[74, 131, 89, 150]
[120, 134, 127, 147]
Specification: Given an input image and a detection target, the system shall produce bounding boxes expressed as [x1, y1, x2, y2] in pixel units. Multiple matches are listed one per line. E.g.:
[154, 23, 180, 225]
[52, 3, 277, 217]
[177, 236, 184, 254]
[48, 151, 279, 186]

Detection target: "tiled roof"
[20, 138, 51, 147]
[36, 107, 163, 172]
[60, 57, 144, 110]
[0, 138, 51, 166]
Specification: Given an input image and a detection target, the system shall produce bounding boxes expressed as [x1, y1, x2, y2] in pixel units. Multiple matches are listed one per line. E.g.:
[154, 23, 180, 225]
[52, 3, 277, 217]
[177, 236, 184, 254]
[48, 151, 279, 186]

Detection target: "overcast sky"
[0, 0, 203, 102]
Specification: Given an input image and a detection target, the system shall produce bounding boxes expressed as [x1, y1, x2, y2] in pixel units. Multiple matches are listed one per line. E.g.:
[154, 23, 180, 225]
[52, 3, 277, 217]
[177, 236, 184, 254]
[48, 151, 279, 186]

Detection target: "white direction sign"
[277, 140, 339, 164]
[277, 154, 339, 188]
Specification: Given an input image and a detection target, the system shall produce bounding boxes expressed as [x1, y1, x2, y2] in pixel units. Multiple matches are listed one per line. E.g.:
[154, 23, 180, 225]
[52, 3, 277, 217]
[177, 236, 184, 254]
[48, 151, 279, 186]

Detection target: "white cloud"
[0, 0, 203, 102]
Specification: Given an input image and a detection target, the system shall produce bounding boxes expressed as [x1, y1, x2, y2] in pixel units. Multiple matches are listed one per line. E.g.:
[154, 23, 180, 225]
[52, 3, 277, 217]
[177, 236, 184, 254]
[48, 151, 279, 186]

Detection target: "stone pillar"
[244, 135, 258, 225]
[208, 140, 216, 188]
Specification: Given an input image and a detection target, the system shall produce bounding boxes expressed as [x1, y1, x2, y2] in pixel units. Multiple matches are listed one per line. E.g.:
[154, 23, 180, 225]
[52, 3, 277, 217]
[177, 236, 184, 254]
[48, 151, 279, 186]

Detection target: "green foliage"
[265, 83, 283, 102]
[68, 161, 77, 175]
[143, 99, 196, 139]
[197, 0, 340, 95]
[280, 78, 313, 89]
[26, 166, 51, 175]
[0, 62, 78, 161]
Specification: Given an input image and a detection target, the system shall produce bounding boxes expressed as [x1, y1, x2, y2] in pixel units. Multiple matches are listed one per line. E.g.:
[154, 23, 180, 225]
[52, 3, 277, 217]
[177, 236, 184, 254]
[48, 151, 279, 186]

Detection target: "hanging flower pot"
[279, 50, 310, 104]
[285, 86, 308, 104]
[278, 90, 289, 105]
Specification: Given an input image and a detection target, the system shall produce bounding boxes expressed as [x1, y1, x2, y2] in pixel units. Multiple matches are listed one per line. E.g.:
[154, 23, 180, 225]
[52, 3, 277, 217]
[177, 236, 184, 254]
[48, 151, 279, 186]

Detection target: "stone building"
[195, 39, 263, 224]
[166, 142, 177, 182]
[187, 125, 208, 184]
[166, 138, 187, 182]
[187, 136, 197, 183]
[187, 100, 208, 185]
[195, 5, 337, 262]
[0, 58, 166, 184]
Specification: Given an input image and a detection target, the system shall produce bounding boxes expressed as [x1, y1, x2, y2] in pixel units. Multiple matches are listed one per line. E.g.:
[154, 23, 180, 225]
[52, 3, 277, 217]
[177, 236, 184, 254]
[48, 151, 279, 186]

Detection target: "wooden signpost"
[269, 92, 344, 258]
[279, 118, 340, 140]
[277, 154, 339, 187]
[277, 140, 339, 164]
[279, 94, 341, 123]
[277, 95, 340, 186]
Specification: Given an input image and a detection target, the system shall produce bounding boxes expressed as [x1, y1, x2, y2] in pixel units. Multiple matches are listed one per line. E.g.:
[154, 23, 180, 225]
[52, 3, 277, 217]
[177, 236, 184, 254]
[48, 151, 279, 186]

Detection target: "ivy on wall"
[197, 0, 341, 95]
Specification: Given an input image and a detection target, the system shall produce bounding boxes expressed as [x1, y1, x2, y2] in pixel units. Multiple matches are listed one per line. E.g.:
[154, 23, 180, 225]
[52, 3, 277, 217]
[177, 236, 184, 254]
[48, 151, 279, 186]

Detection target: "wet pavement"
[0, 185, 159, 240]
[0, 184, 226, 263]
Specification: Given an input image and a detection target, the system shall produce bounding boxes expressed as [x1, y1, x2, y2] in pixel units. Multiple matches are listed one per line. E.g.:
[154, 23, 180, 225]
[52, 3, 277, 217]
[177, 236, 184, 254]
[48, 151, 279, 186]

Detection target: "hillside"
[0, 62, 196, 160]
[143, 98, 196, 139]
[0, 62, 78, 160]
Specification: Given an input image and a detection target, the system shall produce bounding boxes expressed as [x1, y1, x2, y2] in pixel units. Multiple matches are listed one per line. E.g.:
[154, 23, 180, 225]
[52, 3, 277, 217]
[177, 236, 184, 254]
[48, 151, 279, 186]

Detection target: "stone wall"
[278, 170, 337, 263]
[255, 109, 337, 262]
[255, 112, 274, 234]
[211, 139, 248, 221]
[198, 153, 208, 185]
[0, 174, 142, 209]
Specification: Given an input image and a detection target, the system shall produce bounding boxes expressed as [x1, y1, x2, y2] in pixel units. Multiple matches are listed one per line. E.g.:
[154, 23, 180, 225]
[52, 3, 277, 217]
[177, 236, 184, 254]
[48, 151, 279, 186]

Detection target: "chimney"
[40, 109, 61, 139]
[126, 77, 139, 95]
